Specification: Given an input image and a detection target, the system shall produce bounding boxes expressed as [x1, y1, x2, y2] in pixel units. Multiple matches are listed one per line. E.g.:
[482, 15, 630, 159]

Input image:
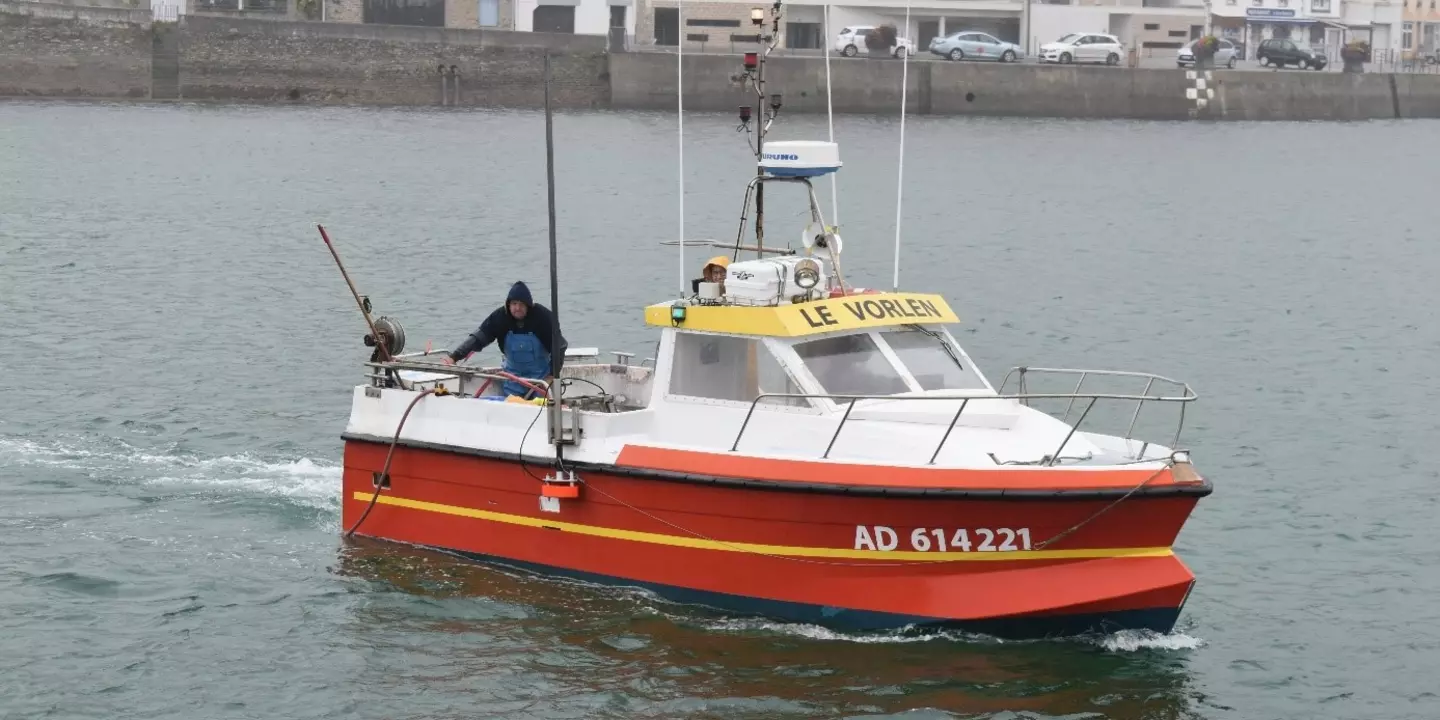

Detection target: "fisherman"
[442, 281, 567, 398]
[691, 255, 729, 295]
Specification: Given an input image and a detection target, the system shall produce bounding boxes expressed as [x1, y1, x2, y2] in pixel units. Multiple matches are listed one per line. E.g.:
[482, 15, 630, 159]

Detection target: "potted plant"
[865, 24, 899, 58]
[1341, 39, 1370, 73]
[1192, 35, 1220, 69]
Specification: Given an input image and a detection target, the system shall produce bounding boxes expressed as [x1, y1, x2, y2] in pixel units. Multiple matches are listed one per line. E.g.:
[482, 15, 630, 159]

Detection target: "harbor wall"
[0, 1, 152, 98]
[4, 1, 1440, 120]
[0, 1, 611, 105]
[609, 51, 1440, 121]
[177, 15, 609, 106]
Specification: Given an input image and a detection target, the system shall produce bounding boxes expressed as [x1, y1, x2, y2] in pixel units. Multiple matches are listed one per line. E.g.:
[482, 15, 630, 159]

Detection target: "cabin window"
[793, 333, 909, 397]
[670, 334, 809, 406]
[879, 328, 988, 391]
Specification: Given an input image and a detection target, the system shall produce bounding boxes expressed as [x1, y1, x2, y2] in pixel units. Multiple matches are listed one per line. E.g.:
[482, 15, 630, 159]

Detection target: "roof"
[643, 291, 959, 338]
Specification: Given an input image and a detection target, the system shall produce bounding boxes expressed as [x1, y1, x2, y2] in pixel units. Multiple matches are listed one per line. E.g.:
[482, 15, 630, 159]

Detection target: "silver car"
[929, 31, 1024, 62]
[1178, 38, 1238, 68]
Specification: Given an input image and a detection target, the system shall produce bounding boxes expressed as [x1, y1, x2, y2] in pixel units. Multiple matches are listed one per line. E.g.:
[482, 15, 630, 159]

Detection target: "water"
[2, 100, 1438, 719]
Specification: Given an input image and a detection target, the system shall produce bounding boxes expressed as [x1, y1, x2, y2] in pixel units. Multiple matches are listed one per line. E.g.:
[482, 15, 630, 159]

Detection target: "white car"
[1038, 33, 1124, 65]
[835, 26, 916, 58]
[1177, 38, 1238, 68]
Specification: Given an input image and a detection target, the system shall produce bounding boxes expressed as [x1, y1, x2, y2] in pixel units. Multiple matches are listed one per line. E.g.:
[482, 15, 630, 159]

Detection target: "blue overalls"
[501, 330, 550, 398]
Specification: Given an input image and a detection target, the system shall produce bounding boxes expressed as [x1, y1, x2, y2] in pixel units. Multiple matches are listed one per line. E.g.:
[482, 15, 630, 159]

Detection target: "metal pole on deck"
[543, 52, 565, 462]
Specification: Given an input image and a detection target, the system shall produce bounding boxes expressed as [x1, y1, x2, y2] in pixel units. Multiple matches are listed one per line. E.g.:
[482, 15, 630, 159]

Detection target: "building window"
[1403, 21, 1413, 49]
[686, 18, 740, 27]
[533, 5, 574, 33]
[478, 0, 497, 26]
[1168, 29, 1187, 36]
[1278, 0, 1288, 6]
[1311, 0, 1330, 10]
[1251, 0, 1262, 6]
[785, 21, 823, 49]
[1144, 22, 1160, 29]
[654, 7, 678, 45]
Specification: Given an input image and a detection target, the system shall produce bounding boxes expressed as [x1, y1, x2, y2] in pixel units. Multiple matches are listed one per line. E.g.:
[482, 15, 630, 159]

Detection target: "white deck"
[345, 324, 1191, 475]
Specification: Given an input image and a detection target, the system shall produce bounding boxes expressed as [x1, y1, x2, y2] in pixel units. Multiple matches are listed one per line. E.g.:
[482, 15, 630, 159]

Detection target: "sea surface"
[2, 100, 1438, 720]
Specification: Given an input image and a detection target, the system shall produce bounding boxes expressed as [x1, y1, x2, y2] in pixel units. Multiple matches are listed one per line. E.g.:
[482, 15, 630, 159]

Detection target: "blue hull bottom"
[398, 541, 1187, 641]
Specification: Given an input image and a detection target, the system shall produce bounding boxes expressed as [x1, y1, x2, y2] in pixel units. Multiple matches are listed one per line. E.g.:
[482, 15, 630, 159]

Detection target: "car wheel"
[950, 48, 964, 61]
[894, 47, 908, 59]
[842, 44, 857, 57]
[1106, 52, 1120, 65]
[1060, 52, 1073, 64]
[1002, 50, 1016, 62]
[1227, 57, 1236, 69]
[1259, 56, 1269, 67]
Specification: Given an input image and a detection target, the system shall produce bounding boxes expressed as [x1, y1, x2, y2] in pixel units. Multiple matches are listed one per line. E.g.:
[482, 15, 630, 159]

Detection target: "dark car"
[1257, 38, 1327, 69]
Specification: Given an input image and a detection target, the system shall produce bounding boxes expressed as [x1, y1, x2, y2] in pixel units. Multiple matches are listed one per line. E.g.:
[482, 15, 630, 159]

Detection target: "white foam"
[1095, 629, 1206, 652]
[690, 614, 1205, 650]
[0, 435, 340, 512]
[695, 617, 995, 645]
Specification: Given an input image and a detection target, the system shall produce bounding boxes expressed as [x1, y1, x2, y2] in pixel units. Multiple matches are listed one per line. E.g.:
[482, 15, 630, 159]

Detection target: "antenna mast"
[736, 1, 783, 259]
[676, 0, 685, 295]
[892, 0, 911, 291]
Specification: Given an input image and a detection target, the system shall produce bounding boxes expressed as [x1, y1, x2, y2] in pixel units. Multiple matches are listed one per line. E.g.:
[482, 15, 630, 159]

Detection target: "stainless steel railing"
[730, 368, 1196, 466]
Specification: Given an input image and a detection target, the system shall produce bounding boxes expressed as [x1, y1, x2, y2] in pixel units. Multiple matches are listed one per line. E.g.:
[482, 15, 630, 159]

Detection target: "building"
[1402, 0, 1438, 58]
[513, 0, 636, 35]
[314, 0, 636, 37]
[628, 0, 1210, 58]
[1208, 0, 1403, 58]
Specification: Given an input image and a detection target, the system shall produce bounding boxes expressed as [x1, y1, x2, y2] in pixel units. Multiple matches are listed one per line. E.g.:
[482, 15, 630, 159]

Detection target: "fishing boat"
[327, 20, 1211, 640]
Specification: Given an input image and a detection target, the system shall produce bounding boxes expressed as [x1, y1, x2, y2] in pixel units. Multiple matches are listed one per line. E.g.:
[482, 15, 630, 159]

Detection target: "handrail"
[361, 358, 553, 395]
[728, 377, 1196, 466]
[997, 366, 1193, 449]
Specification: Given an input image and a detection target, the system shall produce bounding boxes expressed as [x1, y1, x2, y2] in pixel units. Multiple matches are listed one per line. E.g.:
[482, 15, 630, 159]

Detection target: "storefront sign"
[1246, 7, 1297, 17]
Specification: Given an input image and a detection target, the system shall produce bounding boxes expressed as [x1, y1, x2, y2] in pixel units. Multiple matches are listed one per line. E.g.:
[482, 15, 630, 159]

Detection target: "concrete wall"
[5, 2, 1440, 120]
[180, 14, 607, 106]
[0, 1, 152, 97]
[608, 51, 1440, 121]
[1213, 70, 1396, 120]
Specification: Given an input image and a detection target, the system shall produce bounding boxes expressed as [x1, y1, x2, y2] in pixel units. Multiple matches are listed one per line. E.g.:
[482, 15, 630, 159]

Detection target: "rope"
[344, 387, 443, 539]
[576, 455, 1181, 567]
[1032, 458, 1177, 550]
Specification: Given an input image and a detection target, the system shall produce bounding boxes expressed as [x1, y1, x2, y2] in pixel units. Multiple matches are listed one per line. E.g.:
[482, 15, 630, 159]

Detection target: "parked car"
[835, 26, 916, 58]
[929, 31, 1024, 62]
[1178, 38, 1238, 68]
[1038, 33, 1124, 65]
[1256, 38, 1327, 69]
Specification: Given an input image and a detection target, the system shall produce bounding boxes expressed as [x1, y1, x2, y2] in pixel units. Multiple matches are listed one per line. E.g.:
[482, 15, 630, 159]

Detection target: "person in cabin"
[442, 281, 568, 399]
[691, 256, 729, 295]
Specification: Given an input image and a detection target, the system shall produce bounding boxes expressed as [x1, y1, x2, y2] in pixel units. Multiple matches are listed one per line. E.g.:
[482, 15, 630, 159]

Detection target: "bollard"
[438, 63, 449, 106]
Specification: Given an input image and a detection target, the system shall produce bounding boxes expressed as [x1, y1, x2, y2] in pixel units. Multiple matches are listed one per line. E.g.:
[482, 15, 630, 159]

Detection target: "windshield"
[794, 333, 909, 397]
[879, 328, 989, 391]
[1057, 33, 1079, 43]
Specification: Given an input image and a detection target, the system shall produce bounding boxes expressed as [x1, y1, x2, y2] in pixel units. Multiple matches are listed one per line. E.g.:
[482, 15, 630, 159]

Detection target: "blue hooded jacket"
[448, 281, 567, 368]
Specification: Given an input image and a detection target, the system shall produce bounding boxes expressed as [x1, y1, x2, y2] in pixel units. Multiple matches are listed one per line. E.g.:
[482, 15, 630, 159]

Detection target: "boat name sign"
[855, 526, 1034, 553]
[645, 291, 959, 337]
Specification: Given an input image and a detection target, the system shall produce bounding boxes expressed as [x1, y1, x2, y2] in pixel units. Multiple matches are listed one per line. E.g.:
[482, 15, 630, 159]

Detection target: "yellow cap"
[704, 255, 730, 270]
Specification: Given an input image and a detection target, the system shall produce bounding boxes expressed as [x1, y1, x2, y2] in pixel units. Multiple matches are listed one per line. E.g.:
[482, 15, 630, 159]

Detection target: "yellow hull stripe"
[353, 492, 1175, 563]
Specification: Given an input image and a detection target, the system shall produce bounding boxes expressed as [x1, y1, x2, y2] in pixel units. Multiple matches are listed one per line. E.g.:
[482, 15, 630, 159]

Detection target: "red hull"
[341, 438, 1206, 637]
